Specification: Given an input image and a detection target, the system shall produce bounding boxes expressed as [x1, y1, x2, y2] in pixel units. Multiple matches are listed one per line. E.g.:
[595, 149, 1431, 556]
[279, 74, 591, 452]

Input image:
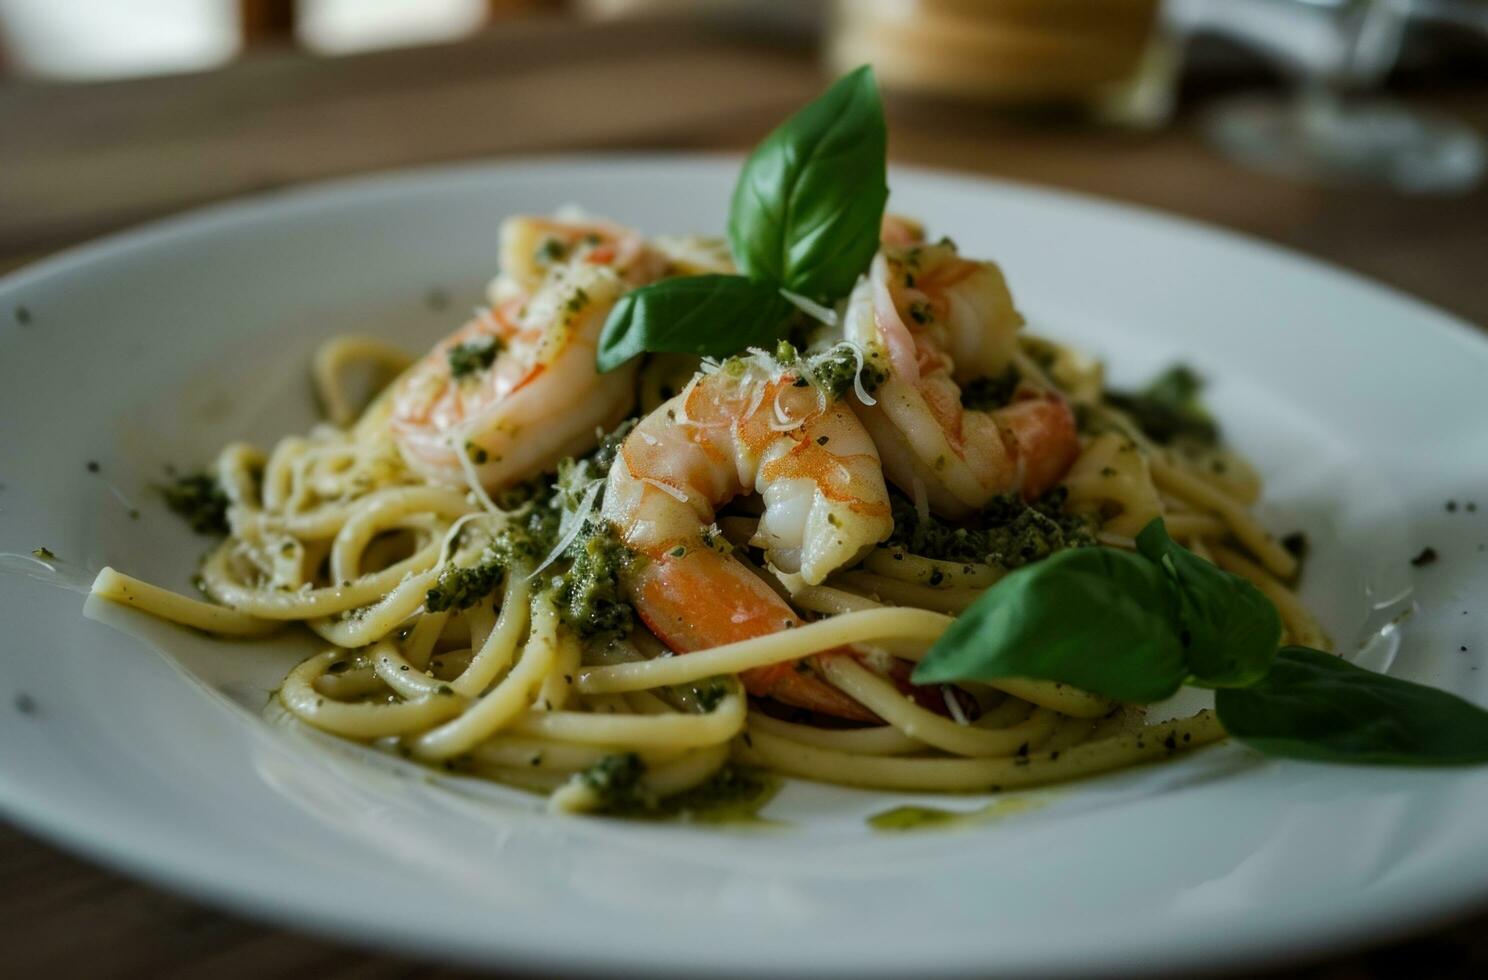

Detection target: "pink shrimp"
[390, 217, 665, 491]
[843, 239, 1080, 518]
[602, 358, 894, 720]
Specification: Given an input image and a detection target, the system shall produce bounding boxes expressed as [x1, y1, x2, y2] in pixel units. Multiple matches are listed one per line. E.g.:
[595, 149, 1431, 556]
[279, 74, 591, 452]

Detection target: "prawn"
[390, 217, 663, 491]
[602, 357, 894, 720]
[843, 239, 1080, 518]
[492, 214, 668, 302]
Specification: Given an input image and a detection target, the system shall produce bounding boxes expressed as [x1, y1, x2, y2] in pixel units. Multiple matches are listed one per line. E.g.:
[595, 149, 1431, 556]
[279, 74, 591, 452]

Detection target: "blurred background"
[1, 0, 1486, 329]
[2, 1, 1487, 976]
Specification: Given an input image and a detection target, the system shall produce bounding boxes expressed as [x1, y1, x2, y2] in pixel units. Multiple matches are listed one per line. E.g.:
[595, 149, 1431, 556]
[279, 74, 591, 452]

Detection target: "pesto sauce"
[959, 366, 1020, 412]
[424, 419, 641, 619]
[884, 484, 1095, 569]
[1104, 364, 1218, 447]
[160, 471, 231, 536]
[447, 337, 501, 379]
[594, 762, 785, 826]
[812, 347, 886, 401]
[867, 795, 1048, 832]
[647, 766, 783, 826]
[552, 520, 643, 639]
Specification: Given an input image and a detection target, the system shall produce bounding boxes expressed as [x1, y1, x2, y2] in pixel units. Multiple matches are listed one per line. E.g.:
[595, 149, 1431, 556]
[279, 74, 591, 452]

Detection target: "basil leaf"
[728, 65, 888, 302]
[1217, 647, 1488, 764]
[596, 275, 793, 372]
[1135, 519, 1281, 688]
[912, 545, 1187, 703]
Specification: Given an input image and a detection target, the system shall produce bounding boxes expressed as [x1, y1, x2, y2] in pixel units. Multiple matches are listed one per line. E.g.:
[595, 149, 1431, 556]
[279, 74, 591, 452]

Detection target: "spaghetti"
[92, 214, 1323, 816]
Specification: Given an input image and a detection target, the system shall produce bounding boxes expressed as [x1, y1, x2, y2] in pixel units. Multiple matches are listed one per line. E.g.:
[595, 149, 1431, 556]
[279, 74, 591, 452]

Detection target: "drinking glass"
[1191, 0, 1485, 192]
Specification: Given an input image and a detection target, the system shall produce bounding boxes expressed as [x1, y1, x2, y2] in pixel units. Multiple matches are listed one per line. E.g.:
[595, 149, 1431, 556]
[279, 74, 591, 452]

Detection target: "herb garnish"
[596, 66, 888, 372]
[596, 276, 794, 371]
[727, 64, 888, 302]
[1215, 647, 1488, 764]
[915, 517, 1488, 766]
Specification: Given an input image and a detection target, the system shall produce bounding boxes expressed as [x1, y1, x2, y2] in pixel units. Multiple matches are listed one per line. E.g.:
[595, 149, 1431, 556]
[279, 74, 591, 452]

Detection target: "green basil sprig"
[595, 276, 793, 373]
[597, 67, 888, 372]
[1216, 647, 1488, 765]
[728, 64, 888, 302]
[912, 518, 1279, 700]
[1133, 520, 1280, 688]
[914, 517, 1488, 767]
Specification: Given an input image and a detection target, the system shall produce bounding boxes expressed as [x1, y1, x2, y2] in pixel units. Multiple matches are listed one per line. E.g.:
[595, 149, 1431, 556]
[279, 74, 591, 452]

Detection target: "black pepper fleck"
[1410, 547, 1439, 567]
[14, 693, 36, 715]
[14, 306, 31, 326]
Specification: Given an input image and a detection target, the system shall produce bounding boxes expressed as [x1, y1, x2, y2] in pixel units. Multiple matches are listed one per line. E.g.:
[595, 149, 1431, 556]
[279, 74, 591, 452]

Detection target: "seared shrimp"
[390, 215, 672, 491]
[602, 358, 894, 719]
[843, 240, 1080, 517]
[492, 215, 668, 302]
[392, 261, 643, 492]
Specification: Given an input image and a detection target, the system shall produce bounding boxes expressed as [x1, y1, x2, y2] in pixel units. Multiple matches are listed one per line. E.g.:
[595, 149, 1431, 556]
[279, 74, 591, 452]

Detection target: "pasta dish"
[90, 69, 1364, 818]
[91, 206, 1323, 814]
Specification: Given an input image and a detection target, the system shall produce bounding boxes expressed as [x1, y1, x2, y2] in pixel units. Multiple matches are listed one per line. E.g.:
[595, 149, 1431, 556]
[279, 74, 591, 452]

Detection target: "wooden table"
[3, 15, 1486, 977]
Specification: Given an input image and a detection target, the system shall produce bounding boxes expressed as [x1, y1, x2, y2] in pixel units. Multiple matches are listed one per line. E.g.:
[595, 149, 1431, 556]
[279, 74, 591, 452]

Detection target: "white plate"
[2, 157, 1486, 977]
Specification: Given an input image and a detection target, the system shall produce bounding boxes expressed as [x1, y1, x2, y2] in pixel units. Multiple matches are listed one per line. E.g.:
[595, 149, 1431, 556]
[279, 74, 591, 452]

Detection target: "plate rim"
[3, 153, 1488, 977]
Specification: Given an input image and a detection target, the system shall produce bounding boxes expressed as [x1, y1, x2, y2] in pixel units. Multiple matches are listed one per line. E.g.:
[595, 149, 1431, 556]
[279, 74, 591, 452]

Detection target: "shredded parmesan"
[911, 474, 930, 526]
[451, 432, 502, 515]
[436, 512, 487, 566]
[942, 686, 970, 726]
[780, 288, 838, 327]
[845, 346, 878, 406]
[743, 378, 768, 422]
[529, 479, 602, 581]
[640, 477, 690, 503]
[672, 373, 703, 427]
[770, 387, 799, 431]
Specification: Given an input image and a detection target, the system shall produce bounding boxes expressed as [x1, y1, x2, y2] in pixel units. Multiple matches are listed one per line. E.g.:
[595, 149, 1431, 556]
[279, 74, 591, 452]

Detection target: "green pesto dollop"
[885, 485, 1094, 569]
[812, 346, 887, 401]
[868, 795, 1048, 832]
[551, 519, 644, 639]
[426, 420, 641, 616]
[161, 472, 230, 535]
[579, 752, 648, 810]
[1104, 364, 1218, 447]
[959, 365, 1021, 412]
[581, 756, 782, 824]
[447, 337, 501, 380]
